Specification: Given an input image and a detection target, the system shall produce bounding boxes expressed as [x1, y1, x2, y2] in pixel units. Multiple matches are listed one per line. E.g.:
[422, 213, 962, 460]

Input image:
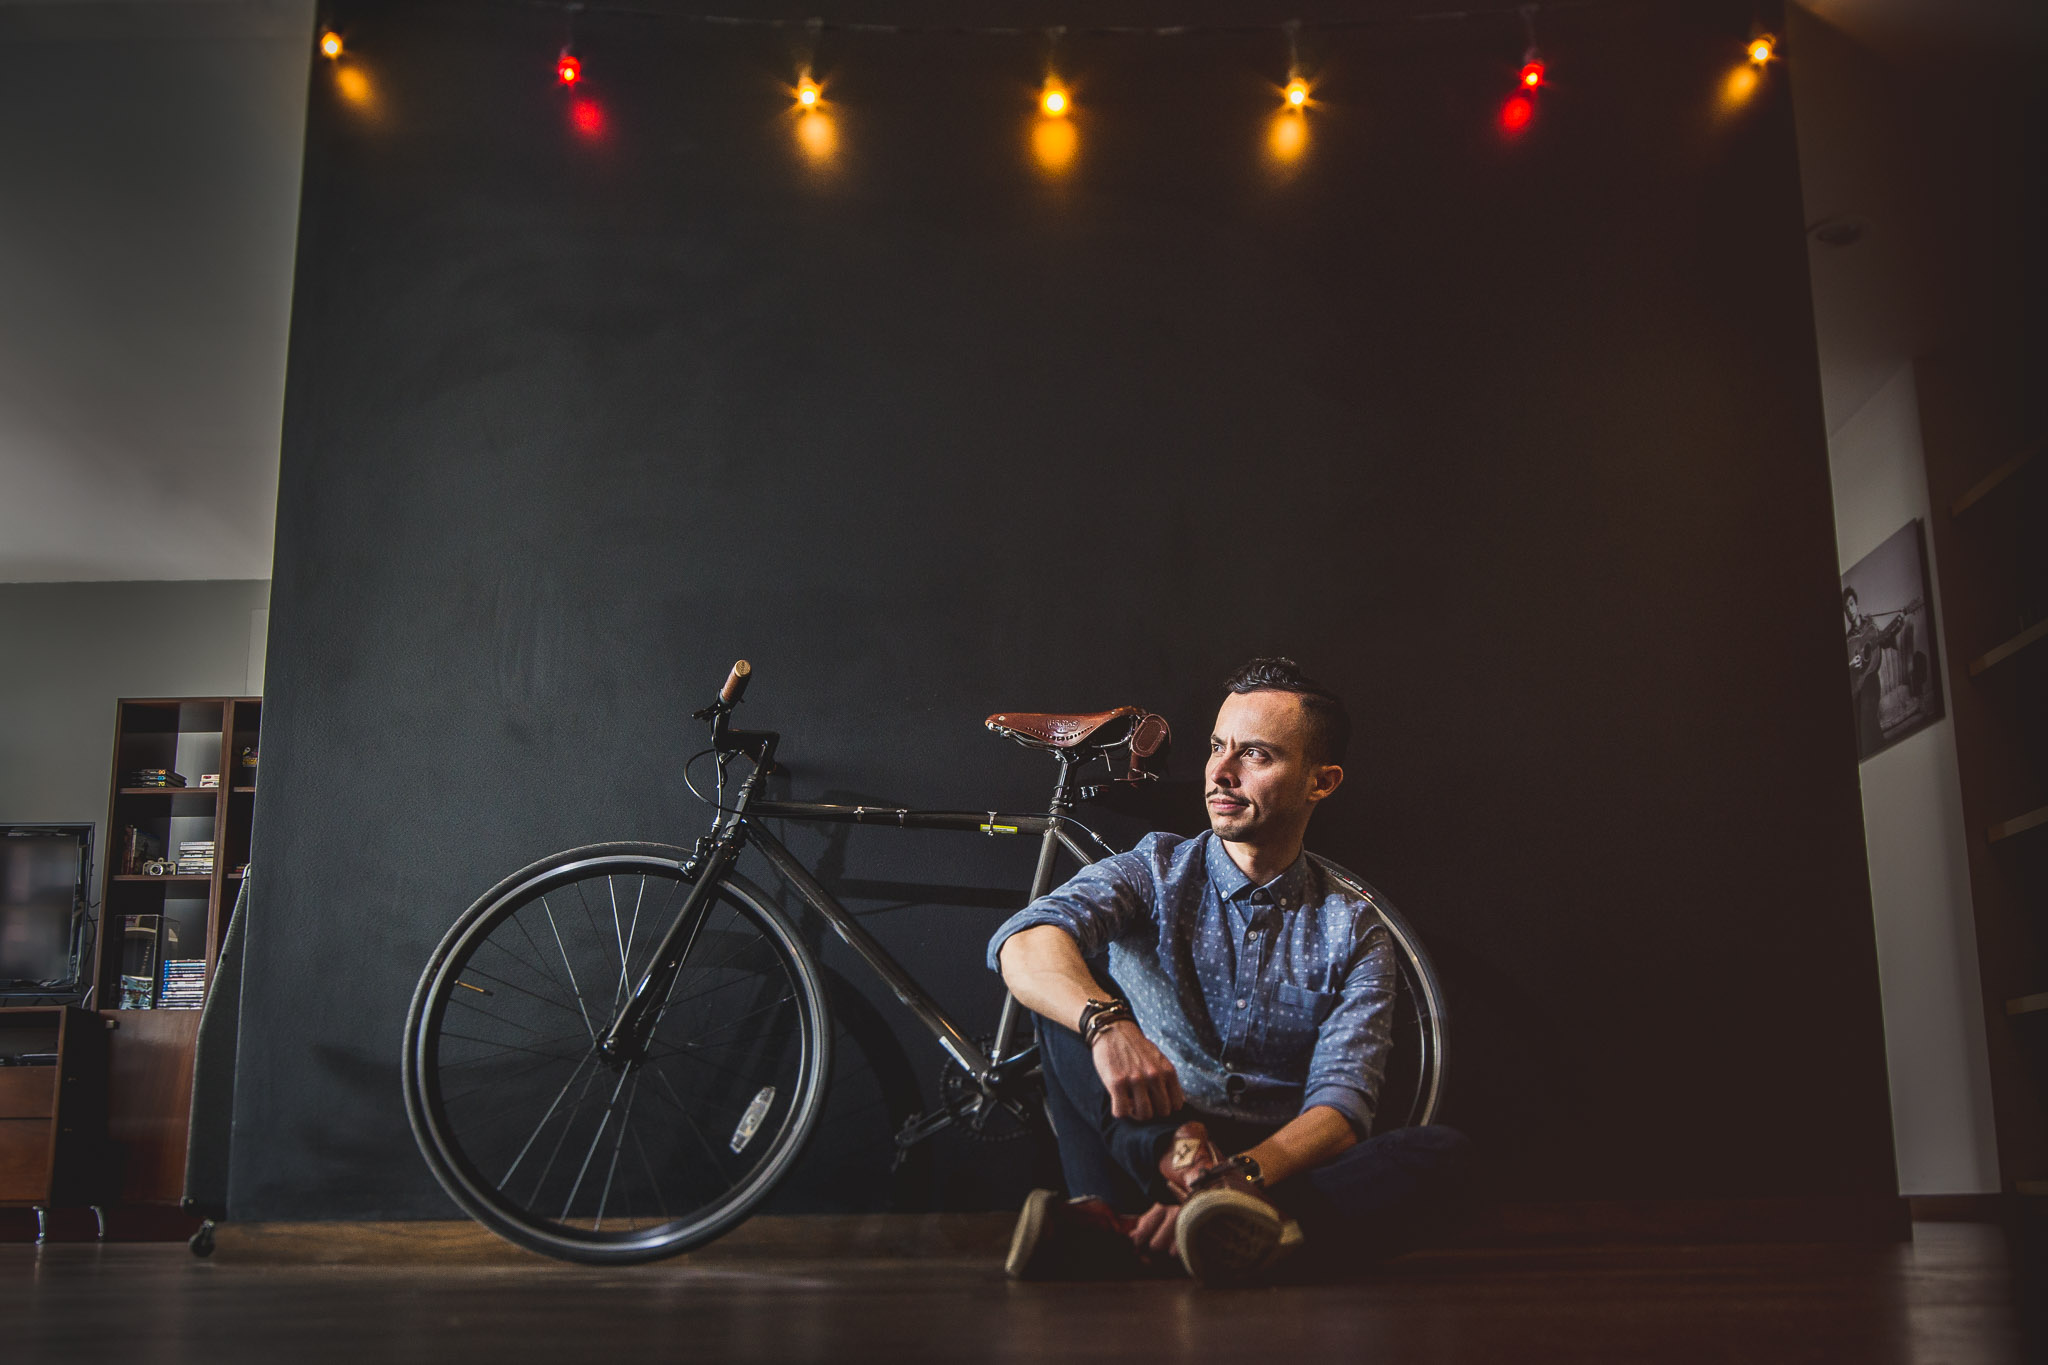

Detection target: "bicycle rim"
[406, 851, 831, 1263]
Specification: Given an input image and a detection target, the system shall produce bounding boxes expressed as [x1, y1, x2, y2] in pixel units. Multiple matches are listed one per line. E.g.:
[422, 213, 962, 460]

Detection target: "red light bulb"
[1519, 60, 1545, 90]
[1500, 92, 1535, 132]
[557, 48, 582, 87]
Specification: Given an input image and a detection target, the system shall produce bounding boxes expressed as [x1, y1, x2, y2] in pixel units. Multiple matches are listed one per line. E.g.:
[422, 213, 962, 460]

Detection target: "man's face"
[1205, 690, 1341, 845]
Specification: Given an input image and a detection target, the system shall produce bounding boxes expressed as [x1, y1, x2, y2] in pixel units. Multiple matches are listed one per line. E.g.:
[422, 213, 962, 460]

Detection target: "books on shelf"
[176, 840, 216, 875]
[123, 769, 186, 788]
[119, 825, 166, 875]
[159, 959, 207, 1009]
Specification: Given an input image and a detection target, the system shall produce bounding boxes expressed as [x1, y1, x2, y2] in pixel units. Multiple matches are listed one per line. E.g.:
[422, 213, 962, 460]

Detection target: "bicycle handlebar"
[721, 660, 752, 705]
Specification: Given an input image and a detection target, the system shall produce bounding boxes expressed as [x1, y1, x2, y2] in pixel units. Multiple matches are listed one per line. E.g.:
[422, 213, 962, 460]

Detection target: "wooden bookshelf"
[1919, 376, 2047, 1203]
[91, 697, 260, 1207]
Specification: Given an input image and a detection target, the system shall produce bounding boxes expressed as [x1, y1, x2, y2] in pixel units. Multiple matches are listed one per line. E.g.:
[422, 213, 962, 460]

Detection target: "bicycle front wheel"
[403, 843, 831, 1263]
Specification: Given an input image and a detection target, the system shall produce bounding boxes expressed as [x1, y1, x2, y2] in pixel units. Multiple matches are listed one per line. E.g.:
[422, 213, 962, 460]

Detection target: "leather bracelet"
[1077, 997, 1133, 1046]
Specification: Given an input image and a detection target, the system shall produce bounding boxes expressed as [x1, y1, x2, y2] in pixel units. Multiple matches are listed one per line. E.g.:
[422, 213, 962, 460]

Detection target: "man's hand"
[1091, 1020, 1184, 1120]
[1129, 1202, 1181, 1257]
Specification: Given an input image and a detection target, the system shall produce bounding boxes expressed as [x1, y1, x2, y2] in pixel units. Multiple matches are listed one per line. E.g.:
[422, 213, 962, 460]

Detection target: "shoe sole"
[1006, 1188, 1059, 1280]
[1175, 1189, 1282, 1288]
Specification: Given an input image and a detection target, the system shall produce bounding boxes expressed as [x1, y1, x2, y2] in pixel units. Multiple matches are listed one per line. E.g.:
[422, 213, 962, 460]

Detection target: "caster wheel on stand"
[188, 1220, 216, 1258]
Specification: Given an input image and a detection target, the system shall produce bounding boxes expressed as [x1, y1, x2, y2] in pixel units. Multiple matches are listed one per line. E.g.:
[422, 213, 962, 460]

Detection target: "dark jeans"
[1037, 1017, 1475, 1264]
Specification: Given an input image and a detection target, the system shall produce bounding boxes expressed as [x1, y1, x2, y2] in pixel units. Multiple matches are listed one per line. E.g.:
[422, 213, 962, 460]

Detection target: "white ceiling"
[1790, 0, 2046, 435]
[0, 0, 311, 582]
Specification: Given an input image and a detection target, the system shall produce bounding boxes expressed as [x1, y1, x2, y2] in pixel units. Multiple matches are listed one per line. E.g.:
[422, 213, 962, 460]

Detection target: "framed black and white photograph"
[1842, 520, 1943, 762]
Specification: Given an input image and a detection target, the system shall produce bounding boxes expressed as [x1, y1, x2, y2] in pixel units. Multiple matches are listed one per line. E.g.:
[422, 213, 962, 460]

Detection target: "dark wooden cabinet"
[0, 1006, 111, 1238]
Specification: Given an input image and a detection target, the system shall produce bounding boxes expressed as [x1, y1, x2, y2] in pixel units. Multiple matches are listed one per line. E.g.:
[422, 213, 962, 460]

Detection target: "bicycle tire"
[403, 843, 832, 1264]
[1309, 856, 1448, 1130]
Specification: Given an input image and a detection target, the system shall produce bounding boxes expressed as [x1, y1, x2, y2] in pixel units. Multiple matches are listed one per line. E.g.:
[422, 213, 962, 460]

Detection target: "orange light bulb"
[1040, 81, 1069, 118]
[1284, 78, 1309, 108]
[1748, 35, 1776, 65]
[797, 79, 820, 107]
[319, 30, 343, 60]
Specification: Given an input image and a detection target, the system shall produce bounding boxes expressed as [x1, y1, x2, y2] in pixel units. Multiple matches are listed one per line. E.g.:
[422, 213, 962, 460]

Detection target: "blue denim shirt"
[987, 830, 1397, 1137]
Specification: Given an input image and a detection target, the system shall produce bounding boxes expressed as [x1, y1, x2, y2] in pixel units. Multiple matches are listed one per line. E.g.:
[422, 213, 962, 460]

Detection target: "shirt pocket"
[1251, 982, 1342, 1066]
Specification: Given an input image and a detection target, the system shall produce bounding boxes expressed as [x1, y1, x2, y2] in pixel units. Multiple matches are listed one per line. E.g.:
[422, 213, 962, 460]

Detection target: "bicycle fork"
[596, 819, 745, 1067]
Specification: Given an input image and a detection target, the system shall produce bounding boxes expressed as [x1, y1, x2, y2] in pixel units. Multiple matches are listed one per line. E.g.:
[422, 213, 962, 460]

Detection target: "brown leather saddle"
[984, 707, 1171, 781]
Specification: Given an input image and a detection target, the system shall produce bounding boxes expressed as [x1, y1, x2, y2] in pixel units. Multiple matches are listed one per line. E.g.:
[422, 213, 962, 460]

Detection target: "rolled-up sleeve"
[984, 838, 1161, 974]
[1300, 923, 1398, 1138]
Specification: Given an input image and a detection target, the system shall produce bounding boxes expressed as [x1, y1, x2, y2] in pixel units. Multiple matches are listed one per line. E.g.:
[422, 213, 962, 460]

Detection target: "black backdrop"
[232, 0, 1899, 1220]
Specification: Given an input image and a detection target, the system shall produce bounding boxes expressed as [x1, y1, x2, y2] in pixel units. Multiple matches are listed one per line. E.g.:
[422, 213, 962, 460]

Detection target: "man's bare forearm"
[1244, 1105, 1356, 1187]
[999, 924, 1184, 1120]
[997, 924, 1111, 1034]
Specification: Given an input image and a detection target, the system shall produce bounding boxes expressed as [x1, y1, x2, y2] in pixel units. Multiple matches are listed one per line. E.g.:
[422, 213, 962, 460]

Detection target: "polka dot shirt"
[987, 830, 1397, 1136]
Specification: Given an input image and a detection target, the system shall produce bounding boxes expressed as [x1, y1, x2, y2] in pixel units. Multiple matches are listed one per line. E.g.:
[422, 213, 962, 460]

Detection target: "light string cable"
[473, 0, 1666, 43]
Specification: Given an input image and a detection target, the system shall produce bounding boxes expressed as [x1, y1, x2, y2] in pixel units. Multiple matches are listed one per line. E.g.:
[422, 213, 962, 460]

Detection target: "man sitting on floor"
[990, 657, 1472, 1286]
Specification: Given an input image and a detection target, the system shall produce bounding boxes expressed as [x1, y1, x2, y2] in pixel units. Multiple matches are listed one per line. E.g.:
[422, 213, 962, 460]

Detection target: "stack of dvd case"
[123, 768, 186, 788]
[159, 959, 207, 1009]
[175, 840, 215, 875]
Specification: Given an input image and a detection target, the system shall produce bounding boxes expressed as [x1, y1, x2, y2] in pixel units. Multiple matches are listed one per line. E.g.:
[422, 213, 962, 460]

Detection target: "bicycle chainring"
[936, 1036, 1038, 1143]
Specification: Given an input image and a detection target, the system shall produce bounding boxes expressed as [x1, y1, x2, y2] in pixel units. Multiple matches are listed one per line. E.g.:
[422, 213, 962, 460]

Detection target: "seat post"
[992, 755, 1077, 1064]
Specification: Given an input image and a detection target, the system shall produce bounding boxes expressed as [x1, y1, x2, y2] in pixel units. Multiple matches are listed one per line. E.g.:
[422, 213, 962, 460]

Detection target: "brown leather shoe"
[1006, 1190, 1165, 1281]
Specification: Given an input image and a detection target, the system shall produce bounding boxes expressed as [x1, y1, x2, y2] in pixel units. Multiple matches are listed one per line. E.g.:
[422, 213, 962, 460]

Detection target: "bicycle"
[402, 662, 1446, 1265]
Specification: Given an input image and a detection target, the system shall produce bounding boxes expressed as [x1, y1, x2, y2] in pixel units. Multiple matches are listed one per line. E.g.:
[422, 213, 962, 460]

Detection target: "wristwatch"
[1192, 1152, 1264, 1190]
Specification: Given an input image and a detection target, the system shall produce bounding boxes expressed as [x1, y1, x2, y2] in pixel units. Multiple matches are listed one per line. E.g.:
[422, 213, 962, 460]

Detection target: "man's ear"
[1306, 763, 1344, 804]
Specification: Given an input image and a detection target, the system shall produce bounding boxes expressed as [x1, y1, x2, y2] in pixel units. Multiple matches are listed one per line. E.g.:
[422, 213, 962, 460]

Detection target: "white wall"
[1825, 368, 2000, 1194]
[0, 0, 313, 582]
[0, 580, 271, 879]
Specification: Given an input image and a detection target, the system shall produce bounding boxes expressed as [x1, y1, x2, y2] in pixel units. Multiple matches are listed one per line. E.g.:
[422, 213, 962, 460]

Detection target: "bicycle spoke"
[537, 894, 596, 1043]
[609, 875, 645, 1015]
[440, 1046, 585, 1110]
[593, 1074, 640, 1229]
[527, 1059, 607, 1207]
[509, 913, 576, 1005]
[562, 1066, 634, 1222]
[644, 1064, 738, 1181]
[661, 992, 796, 1048]
[500, 1050, 597, 1189]
[438, 1025, 590, 1067]
[658, 963, 785, 1019]
[450, 966, 590, 1026]
[436, 1030, 592, 1068]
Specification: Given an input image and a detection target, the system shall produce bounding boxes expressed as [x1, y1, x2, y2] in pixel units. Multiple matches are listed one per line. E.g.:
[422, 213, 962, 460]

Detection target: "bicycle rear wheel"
[403, 843, 831, 1263]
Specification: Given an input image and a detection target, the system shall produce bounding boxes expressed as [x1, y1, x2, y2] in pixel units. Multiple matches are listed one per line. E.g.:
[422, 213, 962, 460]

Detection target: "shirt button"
[1235, 998, 1248, 1010]
[1246, 930, 1259, 942]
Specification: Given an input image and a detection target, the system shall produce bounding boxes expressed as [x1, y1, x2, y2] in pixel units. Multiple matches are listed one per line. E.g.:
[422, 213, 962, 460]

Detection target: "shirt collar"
[1202, 831, 1308, 907]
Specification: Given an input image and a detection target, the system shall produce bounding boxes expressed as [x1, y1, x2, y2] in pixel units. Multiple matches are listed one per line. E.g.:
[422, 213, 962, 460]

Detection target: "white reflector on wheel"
[731, 1086, 776, 1153]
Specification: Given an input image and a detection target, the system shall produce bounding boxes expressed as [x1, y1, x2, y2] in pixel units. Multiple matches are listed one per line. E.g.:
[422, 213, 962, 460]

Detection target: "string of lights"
[314, 2, 1780, 165]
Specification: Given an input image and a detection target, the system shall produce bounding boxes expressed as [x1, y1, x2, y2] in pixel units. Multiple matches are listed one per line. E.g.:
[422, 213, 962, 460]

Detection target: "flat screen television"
[0, 823, 94, 1000]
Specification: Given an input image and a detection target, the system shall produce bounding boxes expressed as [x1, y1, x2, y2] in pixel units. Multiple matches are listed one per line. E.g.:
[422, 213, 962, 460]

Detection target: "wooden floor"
[2, 1220, 2024, 1364]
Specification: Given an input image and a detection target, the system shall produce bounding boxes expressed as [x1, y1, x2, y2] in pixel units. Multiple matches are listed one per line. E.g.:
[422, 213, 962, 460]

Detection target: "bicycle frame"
[600, 699, 1122, 1145]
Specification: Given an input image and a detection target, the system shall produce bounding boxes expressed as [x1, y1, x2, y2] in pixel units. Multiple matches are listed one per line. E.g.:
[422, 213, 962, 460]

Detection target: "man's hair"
[1842, 587, 1859, 608]
[1222, 657, 1350, 766]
